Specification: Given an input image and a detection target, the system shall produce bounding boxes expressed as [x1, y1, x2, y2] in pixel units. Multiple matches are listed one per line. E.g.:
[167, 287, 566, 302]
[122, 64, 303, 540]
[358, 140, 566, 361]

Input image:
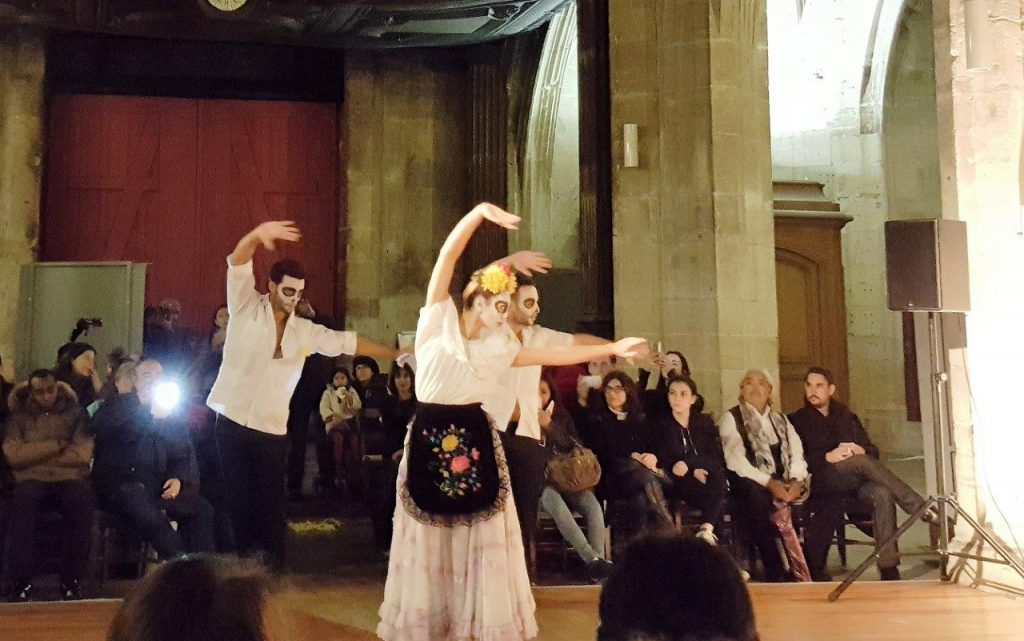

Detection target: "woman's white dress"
[377, 298, 538, 641]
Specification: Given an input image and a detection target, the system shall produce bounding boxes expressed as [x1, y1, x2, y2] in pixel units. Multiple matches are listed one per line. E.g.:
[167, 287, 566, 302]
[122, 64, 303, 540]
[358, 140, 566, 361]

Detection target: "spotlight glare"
[154, 381, 181, 411]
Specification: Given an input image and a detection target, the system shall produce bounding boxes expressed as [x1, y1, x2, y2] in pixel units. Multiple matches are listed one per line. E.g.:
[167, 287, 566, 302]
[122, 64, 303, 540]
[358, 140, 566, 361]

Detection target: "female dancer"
[378, 203, 646, 641]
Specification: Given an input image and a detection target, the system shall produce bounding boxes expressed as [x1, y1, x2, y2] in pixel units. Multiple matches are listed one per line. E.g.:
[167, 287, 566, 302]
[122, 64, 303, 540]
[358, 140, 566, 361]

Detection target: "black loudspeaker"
[884, 219, 970, 312]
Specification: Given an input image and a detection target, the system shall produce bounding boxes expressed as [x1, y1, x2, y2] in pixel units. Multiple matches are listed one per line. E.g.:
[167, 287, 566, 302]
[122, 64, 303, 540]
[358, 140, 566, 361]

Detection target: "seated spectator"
[2, 369, 95, 601]
[210, 304, 229, 354]
[719, 369, 809, 582]
[107, 555, 286, 641]
[92, 359, 215, 560]
[0, 353, 15, 424]
[374, 360, 417, 551]
[572, 355, 616, 431]
[598, 532, 758, 641]
[352, 355, 381, 401]
[587, 371, 673, 538]
[319, 366, 362, 494]
[651, 375, 727, 545]
[537, 369, 612, 582]
[54, 342, 102, 411]
[639, 349, 691, 418]
[790, 366, 931, 581]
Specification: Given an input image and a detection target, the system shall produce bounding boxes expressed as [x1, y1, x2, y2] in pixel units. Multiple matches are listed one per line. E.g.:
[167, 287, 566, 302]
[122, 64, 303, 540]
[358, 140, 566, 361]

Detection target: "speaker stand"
[828, 312, 1024, 601]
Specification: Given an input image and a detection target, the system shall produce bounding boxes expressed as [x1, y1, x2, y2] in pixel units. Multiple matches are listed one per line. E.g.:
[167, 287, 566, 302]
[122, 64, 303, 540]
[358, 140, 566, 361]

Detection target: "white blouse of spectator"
[718, 401, 809, 487]
[206, 258, 357, 435]
[485, 324, 574, 440]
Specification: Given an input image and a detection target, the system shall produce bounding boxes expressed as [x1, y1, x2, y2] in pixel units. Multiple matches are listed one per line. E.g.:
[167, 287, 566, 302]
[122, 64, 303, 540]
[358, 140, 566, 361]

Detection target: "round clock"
[207, 0, 248, 11]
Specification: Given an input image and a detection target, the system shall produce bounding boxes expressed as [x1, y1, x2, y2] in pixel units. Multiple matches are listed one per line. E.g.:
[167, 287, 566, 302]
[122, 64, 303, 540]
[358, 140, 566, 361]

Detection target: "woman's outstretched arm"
[425, 203, 521, 308]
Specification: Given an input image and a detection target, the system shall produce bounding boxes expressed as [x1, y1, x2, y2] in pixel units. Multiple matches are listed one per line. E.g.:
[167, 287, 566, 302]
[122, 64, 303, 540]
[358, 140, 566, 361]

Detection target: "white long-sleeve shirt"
[484, 324, 574, 440]
[206, 258, 357, 435]
[718, 402, 809, 486]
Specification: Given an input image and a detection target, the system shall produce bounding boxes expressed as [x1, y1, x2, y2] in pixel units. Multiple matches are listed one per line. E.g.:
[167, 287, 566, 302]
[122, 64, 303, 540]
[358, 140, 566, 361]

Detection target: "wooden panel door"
[44, 95, 339, 331]
[197, 100, 339, 326]
[774, 217, 851, 413]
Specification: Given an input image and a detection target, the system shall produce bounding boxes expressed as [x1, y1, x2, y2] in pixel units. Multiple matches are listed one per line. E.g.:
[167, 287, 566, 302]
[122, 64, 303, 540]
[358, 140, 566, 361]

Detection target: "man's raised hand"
[507, 250, 552, 276]
[255, 221, 302, 251]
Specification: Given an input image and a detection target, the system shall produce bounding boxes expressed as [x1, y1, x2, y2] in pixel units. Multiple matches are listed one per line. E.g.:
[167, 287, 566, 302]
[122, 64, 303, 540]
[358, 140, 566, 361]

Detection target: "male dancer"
[208, 221, 396, 566]
[485, 275, 608, 556]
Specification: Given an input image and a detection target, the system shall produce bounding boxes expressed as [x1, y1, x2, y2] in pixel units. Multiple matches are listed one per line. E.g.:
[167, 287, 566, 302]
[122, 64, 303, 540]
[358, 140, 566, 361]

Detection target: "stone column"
[342, 50, 468, 342]
[0, 29, 45, 376]
[932, 0, 1024, 589]
[608, 1, 777, 413]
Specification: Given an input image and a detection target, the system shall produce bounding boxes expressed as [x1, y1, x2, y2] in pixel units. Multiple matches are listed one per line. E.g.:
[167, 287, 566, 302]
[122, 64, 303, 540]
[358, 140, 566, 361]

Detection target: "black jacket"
[788, 401, 879, 476]
[586, 408, 651, 468]
[91, 393, 198, 495]
[383, 396, 416, 456]
[650, 412, 726, 475]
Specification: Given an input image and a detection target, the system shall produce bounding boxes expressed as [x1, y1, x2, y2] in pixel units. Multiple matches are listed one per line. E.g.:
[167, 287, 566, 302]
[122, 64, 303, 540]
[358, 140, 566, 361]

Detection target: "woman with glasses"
[587, 371, 673, 542]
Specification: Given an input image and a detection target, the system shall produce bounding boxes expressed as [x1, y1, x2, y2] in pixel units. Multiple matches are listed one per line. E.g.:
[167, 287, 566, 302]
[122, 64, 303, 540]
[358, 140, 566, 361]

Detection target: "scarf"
[737, 401, 794, 478]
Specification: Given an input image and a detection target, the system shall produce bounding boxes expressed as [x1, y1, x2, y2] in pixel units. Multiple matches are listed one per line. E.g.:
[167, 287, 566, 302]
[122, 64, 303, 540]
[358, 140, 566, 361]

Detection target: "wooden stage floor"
[1, 578, 1022, 641]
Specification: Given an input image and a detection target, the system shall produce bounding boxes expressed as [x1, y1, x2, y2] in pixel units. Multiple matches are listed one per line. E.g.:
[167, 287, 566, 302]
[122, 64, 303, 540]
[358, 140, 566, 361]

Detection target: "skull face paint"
[270, 275, 305, 314]
[511, 285, 540, 327]
[478, 293, 511, 331]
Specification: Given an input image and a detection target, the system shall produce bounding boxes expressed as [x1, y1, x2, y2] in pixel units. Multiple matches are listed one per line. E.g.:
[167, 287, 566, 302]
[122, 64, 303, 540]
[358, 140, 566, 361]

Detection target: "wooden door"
[44, 95, 339, 331]
[774, 217, 851, 413]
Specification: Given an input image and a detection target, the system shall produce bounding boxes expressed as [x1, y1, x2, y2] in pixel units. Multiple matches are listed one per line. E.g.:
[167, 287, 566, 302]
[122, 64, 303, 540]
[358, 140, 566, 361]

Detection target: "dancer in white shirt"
[208, 221, 396, 565]
[378, 203, 647, 641]
[484, 275, 608, 563]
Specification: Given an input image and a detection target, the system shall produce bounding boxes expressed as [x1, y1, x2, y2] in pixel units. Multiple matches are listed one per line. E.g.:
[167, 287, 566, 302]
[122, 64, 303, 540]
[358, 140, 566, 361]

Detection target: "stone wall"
[0, 29, 45, 376]
[767, 0, 940, 455]
[341, 50, 469, 343]
[608, 0, 777, 415]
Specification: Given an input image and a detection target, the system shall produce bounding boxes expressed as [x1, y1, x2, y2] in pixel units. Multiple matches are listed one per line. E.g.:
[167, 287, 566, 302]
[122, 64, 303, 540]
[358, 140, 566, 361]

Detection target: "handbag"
[546, 439, 601, 494]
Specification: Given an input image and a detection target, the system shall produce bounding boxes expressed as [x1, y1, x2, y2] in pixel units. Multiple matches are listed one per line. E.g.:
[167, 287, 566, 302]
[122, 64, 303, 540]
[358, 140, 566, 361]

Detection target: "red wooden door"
[44, 95, 339, 331]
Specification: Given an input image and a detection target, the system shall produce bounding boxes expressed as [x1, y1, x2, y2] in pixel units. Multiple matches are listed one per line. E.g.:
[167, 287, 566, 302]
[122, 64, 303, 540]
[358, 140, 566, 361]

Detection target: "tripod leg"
[828, 498, 935, 602]
[944, 497, 1024, 581]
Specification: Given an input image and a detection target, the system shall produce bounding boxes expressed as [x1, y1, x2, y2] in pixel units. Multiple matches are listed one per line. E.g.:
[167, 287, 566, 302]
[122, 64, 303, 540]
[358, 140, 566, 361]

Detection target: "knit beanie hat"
[58, 342, 96, 363]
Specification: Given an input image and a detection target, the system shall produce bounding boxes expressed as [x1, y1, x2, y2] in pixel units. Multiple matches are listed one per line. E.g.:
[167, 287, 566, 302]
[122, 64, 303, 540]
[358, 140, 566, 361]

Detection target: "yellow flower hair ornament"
[474, 262, 517, 295]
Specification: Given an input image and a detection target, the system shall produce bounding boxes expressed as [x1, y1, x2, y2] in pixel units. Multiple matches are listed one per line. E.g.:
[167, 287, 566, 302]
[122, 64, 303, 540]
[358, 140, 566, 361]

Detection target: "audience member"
[319, 366, 362, 494]
[106, 555, 287, 641]
[2, 369, 95, 601]
[639, 350, 691, 419]
[719, 369, 809, 582]
[374, 361, 417, 551]
[92, 359, 215, 560]
[210, 304, 229, 353]
[598, 532, 759, 641]
[54, 342, 102, 411]
[573, 355, 616, 428]
[790, 366, 931, 581]
[588, 370, 673, 539]
[0, 353, 15, 424]
[286, 299, 343, 502]
[143, 298, 190, 376]
[352, 355, 381, 400]
[537, 369, 612, 582]
[651, 375, 727, 545]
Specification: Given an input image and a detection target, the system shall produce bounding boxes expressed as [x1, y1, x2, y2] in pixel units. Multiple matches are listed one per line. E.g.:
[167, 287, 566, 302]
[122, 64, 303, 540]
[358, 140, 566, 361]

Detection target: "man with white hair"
[719, 368, 808, 582]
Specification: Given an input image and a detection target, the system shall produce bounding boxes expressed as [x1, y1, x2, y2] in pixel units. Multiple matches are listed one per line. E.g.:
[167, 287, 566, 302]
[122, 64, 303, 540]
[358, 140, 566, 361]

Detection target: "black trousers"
[215, 415, 289, 565]
[98, 482, 216, 560]
[2, 479, 95, 584]
[730, 476, 787, 581]
[804, 456, 924, 573]
[499, 425, 550, 548]
[665, 468, 728, 528]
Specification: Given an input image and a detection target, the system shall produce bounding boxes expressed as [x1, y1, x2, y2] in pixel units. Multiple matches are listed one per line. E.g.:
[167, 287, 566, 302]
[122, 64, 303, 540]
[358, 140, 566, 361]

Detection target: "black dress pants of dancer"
[215, 415, 289, 566]
[499, 423, 550, 550]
